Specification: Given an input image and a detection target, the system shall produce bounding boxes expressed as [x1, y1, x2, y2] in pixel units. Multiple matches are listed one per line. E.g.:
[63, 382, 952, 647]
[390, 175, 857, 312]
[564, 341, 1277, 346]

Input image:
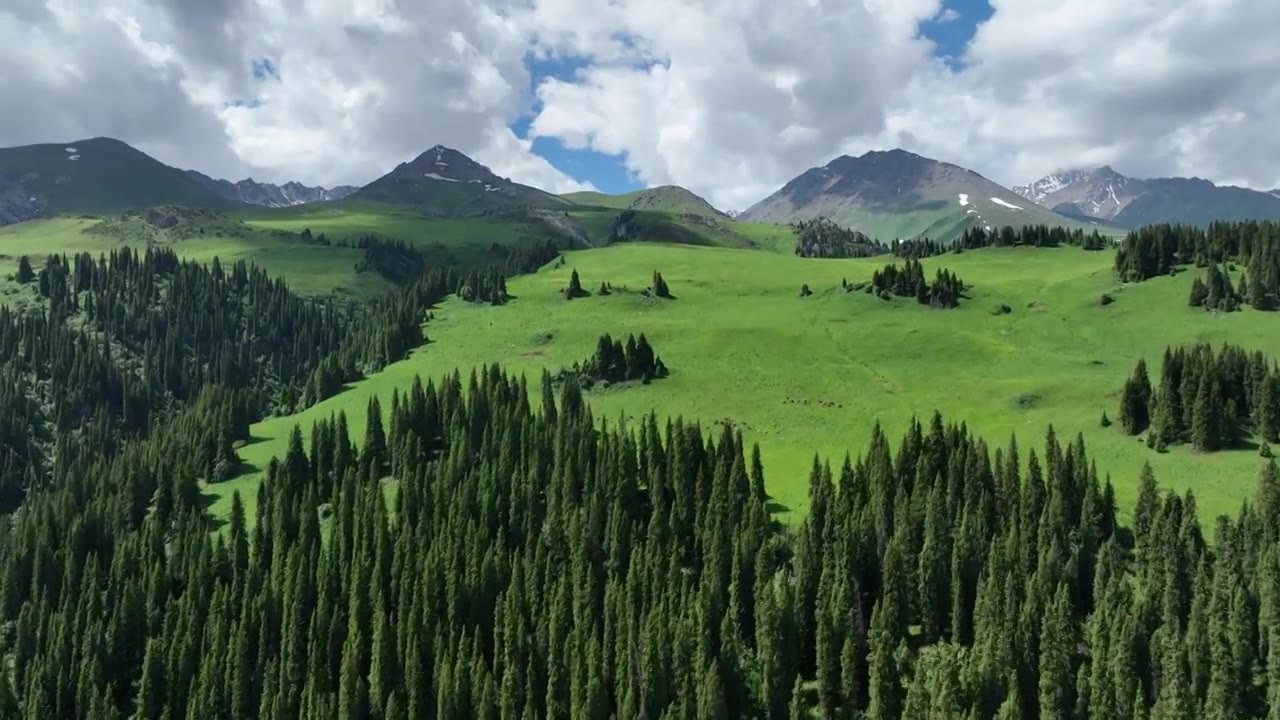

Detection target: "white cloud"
[0, 0, 588, 191]
[524, 0, 1280, 207]
[3, 0, 1280, 206]
[934, 8, 961, 23]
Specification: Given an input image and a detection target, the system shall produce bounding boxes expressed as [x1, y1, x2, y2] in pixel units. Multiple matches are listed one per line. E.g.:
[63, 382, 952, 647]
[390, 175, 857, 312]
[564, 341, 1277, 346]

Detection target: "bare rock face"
[0, 175, 48, 224]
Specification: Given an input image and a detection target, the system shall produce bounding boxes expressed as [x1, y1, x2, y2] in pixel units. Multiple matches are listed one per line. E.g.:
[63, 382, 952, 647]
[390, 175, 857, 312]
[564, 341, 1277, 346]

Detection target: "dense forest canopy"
[1115, 221, 1280, 309]
[5, 357, 1280, 719]
[1120, 343, 1280, 453]
[0, 240, 559, 510]
[5, 217, 1280, 719]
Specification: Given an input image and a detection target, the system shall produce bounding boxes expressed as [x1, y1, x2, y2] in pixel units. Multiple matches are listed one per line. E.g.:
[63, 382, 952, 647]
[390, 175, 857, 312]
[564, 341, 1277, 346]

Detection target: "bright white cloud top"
[2, 0, 1278, 209]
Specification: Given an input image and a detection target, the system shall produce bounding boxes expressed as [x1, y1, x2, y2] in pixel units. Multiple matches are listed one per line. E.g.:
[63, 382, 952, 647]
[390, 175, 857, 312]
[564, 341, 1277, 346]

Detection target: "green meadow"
[212, 242, 1280, 526]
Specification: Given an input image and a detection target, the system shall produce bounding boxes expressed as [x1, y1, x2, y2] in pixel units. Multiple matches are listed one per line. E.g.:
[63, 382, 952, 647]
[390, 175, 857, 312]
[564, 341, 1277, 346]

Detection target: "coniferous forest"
[8, 353, 1280, 718]
[1115, 221, 1280, 310]
[9, 219, 1280, 720]
[1120, 343, 1280, 453]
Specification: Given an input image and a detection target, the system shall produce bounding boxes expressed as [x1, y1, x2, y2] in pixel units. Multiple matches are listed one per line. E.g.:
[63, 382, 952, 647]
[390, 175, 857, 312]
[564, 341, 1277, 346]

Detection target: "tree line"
[1115, 221, 1280, 310]
[8, 357, 1280, 718]
[1120, 342, 1280, 453]
[892, 224, 1110, 260]
[793, 218, 890, 259]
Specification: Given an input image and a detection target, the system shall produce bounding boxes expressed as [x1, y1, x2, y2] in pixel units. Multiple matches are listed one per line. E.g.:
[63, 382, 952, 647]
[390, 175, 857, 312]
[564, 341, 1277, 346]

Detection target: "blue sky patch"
[515, 3, 996, 196]
[918, 0, 993, 70]
[251, 57, 279, 81]
[514, 52, 644, 194]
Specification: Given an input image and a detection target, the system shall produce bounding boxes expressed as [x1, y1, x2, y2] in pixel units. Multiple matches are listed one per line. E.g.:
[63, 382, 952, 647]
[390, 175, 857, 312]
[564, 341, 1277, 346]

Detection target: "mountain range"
[185, 171, 355, 207]
[4, 136, 1280, 244]
[1013, 166, 1280, 228]
[738, 149, 1107, 241]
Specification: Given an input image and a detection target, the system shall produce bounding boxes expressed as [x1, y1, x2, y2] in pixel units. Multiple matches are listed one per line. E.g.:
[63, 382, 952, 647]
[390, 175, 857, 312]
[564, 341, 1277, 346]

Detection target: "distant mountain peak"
[1015, 165, 1280, 228]
[390, 145, 504, 185]
[740, 149, 1094, 243]
[350, 144, 568, 212]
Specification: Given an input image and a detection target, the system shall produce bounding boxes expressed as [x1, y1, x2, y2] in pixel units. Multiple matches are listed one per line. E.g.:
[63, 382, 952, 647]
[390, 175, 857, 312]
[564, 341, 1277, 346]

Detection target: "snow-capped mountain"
[1013, 166, 1136, 222]
[1014, 166, 1280, 228]
[1012, 170, 1096, 204]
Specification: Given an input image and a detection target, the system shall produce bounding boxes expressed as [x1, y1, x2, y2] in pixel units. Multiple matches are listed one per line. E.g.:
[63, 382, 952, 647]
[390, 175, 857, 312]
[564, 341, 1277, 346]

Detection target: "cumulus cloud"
[2, 0, 1279, 205]
[0, 0, 591, 191]
[525, 0, 1280, 207]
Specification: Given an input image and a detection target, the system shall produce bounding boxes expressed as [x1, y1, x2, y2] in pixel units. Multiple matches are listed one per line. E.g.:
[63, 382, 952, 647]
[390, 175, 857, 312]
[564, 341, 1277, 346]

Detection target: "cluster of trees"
[1188, 264, 1244, 312]
[10, 356, 1280, 719]
[352, 236, 427, 285]
[571, 332, 669, 386]
[891, 225, 1110, 260]
[1120, 343, 1280, 452]
[1115, 221, 1280, 309]
[793, 218, 890, 259]
[868, 259, 967, 308]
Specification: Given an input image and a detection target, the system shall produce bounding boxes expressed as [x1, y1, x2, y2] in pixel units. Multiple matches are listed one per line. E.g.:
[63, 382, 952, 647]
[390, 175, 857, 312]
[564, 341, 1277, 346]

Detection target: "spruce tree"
[15, 255, 34, 284]
[1121, 360, 1153, 435]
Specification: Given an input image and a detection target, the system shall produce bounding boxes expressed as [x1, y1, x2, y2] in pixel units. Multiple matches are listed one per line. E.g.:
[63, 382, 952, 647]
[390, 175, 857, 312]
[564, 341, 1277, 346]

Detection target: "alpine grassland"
[212, 240, 1280, 526]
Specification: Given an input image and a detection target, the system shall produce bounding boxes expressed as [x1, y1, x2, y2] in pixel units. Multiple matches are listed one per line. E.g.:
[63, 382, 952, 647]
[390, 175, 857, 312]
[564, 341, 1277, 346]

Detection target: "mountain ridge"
[186, 170, 356, 207]
[1014, 166, 1280, 228]
[740, 149, 1107, 243]
[0, 137, 237, 225]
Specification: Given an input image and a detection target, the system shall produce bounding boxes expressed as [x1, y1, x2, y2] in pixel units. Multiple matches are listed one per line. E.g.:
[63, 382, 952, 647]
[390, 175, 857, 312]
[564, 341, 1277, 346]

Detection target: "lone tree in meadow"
[652, 270, 672, 299]
[15, 256, 34, 284]
[565, 269, 589, 299]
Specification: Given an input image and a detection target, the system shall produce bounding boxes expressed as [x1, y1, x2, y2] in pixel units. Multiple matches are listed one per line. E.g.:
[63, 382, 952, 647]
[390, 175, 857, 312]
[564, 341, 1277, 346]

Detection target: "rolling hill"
[0, 137, 237, 225]
[563, 185, 729, 219]
[349, 145, 571, 214]
[1015, 166, 1280, 228]
[739, 149, 1108, 243]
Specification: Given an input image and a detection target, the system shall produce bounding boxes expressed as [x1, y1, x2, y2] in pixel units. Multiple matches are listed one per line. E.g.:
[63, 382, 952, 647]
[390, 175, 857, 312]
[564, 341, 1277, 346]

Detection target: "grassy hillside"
[0, 216, 392, 299]
[210, 243, 1280, 527]
[563, 185, 728, 219]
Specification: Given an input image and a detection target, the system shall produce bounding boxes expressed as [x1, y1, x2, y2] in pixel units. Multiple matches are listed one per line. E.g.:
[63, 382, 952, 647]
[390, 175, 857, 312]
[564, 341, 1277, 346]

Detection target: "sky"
[2, 0, 1279, 211]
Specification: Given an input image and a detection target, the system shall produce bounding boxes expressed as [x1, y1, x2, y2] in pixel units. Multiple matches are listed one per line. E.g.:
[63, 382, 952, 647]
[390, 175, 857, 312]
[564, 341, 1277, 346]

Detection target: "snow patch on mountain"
[424, 173, 459, 182]
[990, 197, 1022, 210]
[958, 193, 969, 206]
[1013, 169, 1092, 203]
